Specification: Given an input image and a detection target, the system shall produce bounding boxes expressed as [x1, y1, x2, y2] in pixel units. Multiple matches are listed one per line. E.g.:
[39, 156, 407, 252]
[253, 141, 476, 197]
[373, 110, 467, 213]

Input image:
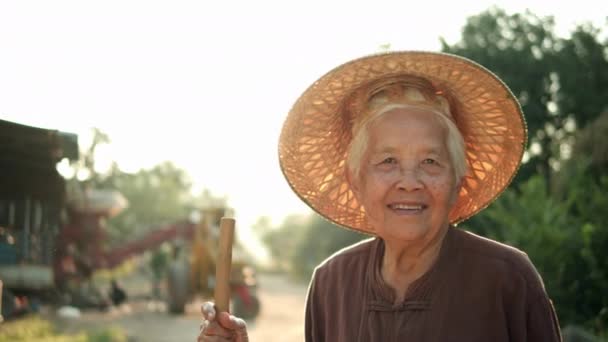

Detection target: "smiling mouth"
[387, 203, 427, 213]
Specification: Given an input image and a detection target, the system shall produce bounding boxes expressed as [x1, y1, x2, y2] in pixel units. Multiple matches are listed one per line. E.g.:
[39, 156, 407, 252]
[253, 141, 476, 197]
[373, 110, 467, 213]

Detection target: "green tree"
[556, 113, 608, 334]
[290, 215, 368, 281]
[99, 161, 194, 244]
[258, 213, 367, 281]
[441, 7, 608, 185]
[567, 111, 608, 178]
[258, 214, 308, 272]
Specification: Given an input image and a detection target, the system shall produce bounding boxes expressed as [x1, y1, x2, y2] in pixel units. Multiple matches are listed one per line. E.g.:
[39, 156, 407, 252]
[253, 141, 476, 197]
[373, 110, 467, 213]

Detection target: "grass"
[0, 315, 128, 342]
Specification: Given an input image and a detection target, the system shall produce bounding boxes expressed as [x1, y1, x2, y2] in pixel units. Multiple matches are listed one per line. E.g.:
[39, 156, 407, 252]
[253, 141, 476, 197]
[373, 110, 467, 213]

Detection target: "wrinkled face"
[350, 108, 461, 243]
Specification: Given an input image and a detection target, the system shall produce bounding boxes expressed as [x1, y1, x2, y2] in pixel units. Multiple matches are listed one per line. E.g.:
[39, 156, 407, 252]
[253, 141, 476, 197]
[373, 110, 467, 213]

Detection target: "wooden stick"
[214, 217, 235, 312]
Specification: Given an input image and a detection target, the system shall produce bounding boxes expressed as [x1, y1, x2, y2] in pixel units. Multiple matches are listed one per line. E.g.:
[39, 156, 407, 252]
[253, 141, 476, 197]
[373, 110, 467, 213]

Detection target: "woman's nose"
[396, 167, 423, 191]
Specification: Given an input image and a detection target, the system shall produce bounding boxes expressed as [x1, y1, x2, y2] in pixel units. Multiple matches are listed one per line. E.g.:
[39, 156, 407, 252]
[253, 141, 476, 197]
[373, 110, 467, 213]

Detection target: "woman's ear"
[450, 176, 464, 205]
[346, 167, 362, 201]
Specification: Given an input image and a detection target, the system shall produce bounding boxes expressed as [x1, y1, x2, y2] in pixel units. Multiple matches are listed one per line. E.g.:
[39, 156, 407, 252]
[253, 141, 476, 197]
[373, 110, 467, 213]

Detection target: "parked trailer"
[0, 119, 78, 320]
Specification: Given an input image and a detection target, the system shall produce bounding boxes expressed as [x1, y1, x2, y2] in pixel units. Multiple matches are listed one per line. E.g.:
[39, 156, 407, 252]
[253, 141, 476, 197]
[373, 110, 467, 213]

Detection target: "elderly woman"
[198, 51, 562, 341]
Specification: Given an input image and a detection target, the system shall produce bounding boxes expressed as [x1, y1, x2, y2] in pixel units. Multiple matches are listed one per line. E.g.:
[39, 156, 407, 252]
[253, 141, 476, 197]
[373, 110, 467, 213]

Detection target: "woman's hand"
[197, 302, 249, 342]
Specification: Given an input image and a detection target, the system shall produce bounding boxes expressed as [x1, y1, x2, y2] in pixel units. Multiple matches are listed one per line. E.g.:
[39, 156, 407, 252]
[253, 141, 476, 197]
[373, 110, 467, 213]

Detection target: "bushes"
[0, 315, 128, 342]
[259, 214, 367, 281]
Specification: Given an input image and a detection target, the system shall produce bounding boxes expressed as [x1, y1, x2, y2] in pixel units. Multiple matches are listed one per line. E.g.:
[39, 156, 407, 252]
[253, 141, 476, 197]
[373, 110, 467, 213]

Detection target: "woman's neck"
[381, 225, 449, 303]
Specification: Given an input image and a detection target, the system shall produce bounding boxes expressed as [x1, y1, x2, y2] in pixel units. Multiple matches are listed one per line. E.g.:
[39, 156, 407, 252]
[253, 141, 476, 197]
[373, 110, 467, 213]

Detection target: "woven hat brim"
[279, 51, 527, 235]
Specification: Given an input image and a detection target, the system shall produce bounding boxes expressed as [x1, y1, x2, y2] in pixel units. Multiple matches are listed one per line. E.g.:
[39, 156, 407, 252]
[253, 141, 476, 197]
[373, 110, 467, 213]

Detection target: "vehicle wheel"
[231, 293, 260, 320]
[166, 260, 189, 314]
[1, 288, 15, 321]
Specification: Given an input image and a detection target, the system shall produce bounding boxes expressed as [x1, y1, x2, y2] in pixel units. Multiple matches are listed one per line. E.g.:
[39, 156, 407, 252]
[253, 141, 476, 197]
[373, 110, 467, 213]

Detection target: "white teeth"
[392, 204, 423, 210]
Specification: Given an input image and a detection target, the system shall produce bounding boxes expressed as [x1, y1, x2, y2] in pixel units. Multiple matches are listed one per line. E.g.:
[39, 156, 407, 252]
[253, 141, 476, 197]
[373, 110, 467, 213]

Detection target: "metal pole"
[23, 197, 30, 262]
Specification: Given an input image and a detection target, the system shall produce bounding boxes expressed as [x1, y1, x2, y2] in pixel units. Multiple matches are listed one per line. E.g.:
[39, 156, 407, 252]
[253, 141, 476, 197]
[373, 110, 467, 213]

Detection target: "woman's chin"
[378, 224, 430, 243]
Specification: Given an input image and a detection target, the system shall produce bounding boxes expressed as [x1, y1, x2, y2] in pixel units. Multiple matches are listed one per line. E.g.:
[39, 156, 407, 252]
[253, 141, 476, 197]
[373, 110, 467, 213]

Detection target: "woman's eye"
[422, 158, 437, 165]
[381, 157, 397, 164]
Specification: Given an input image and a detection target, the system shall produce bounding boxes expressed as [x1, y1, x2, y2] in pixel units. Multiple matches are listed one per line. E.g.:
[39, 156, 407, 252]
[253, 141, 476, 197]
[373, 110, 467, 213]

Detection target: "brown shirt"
[305, 227, 562, 341]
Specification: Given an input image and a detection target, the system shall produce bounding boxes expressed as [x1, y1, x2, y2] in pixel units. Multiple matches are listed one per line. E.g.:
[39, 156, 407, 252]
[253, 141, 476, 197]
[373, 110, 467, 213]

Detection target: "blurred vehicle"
[0, 119, 78, 320]
[166, 206, 260, 319]
[229, 264, 260, 319]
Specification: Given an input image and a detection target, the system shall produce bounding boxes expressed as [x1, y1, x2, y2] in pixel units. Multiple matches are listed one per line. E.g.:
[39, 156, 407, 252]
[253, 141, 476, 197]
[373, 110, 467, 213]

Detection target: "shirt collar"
[367, 226, 456, 310]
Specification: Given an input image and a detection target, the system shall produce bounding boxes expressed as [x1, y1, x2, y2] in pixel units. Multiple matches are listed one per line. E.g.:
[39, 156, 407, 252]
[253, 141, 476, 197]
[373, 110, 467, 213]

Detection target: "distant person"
[149, 247, 169, 300]
[109, 279, 127, 306]
[197, 51, 562, 341]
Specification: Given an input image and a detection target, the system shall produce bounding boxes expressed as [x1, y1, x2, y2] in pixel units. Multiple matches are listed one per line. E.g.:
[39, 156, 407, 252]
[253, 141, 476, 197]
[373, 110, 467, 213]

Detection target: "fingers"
[217, 312, 247, 331]
[204, 321, 233, 337]
[217, 312, 248, 342]
[198, 319, 233, 341]
[199, 302, 249, 342]
[197, 330, 232, 342]
[201, 301, 216, 321]
[200, 302, 225, 341]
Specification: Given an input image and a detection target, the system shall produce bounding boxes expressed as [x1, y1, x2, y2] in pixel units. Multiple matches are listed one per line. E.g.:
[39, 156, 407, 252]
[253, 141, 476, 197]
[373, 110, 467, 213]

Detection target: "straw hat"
[278, 51, 526, 235]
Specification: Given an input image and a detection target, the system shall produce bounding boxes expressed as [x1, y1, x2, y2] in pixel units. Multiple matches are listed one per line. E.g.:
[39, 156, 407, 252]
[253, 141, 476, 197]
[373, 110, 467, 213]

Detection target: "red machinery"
[56, 202, 260, 318]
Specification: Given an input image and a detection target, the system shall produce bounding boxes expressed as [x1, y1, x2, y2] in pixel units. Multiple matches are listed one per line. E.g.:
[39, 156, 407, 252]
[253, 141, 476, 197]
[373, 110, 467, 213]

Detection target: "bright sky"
[0, 0, 604, 260]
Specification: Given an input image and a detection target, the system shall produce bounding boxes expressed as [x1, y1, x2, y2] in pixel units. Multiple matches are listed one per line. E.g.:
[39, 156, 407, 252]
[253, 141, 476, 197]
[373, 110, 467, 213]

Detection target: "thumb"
[217, 311, 247, 331]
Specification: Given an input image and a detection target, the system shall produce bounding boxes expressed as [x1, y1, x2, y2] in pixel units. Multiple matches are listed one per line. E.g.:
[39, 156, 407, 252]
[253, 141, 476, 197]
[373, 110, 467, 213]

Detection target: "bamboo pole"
[214, 217, 235, 312]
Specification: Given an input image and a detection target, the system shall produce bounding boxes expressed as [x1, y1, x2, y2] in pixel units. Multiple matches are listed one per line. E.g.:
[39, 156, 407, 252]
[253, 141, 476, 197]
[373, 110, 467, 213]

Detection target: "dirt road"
[49, 273, 308, 342]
